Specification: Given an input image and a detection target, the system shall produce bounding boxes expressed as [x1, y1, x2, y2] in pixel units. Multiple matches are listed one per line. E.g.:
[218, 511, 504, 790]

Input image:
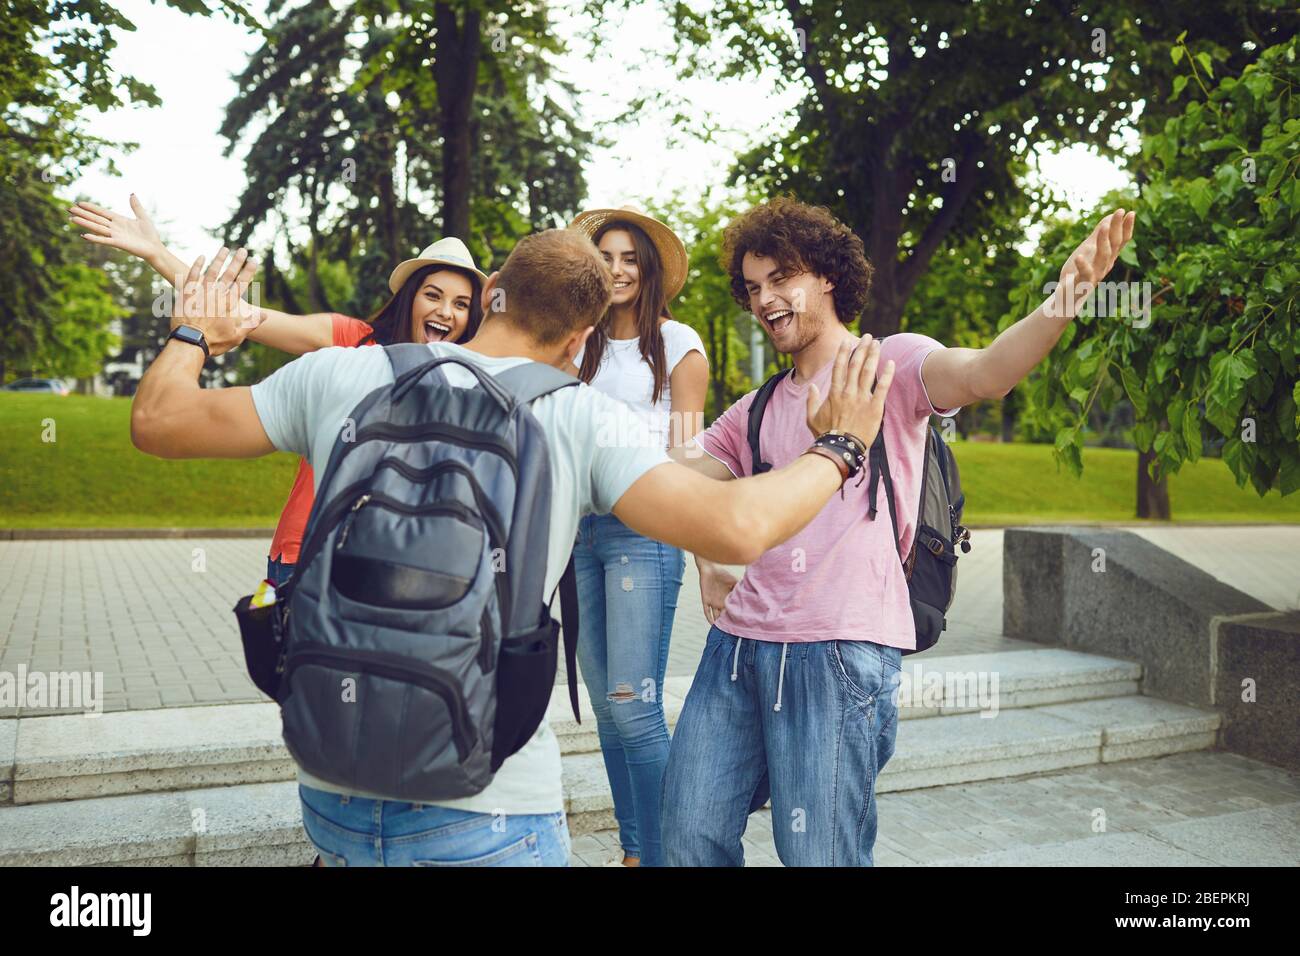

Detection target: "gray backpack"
[266, 345, 583, 800]
[745, 361, 971, 655]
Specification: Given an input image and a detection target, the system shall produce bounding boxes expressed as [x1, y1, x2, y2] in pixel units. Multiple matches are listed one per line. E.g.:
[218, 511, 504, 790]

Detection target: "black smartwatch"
[169, 324, 210, 358]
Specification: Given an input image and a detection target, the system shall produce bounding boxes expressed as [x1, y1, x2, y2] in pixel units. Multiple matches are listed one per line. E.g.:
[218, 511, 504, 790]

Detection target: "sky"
[68, 0, 1134, 262]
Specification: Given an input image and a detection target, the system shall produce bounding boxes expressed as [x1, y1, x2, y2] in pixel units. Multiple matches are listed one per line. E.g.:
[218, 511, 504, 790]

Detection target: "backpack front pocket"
[331, 495, 485, 611]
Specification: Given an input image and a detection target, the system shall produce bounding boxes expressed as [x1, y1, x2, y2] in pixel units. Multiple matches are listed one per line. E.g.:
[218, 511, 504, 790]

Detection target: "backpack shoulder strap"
[746, 367, 793, 474]
[495, 361, 581, 406]
[502, 360, 582, 723]
[385, 342, 440, 381]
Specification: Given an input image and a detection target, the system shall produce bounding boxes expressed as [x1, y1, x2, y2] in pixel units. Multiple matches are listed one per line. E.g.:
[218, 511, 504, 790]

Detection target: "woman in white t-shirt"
[568, 206, 709, 867]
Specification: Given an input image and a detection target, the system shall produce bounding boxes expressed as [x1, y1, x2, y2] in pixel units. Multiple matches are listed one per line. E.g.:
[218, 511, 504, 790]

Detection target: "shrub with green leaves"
[1008, 33, 1299, 497]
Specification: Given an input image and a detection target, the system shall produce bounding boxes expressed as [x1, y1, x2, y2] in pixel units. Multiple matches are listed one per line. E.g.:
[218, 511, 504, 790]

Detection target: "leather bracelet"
[803, 445, 850, 483]
[821, 429, 869, 459]
[811, 433, 867, 480]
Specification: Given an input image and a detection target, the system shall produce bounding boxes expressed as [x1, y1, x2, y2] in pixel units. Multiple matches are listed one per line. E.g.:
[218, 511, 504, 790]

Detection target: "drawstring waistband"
[727, 635, 791, 713]
[774, 643, 789, 712]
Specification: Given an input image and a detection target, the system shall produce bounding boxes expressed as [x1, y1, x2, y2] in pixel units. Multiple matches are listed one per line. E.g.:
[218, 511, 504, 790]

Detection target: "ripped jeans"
[573, 512, 685, 867]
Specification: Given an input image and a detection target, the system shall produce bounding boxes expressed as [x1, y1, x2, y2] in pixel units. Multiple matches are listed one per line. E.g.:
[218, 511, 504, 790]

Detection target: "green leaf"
[1195, 51, 1213, 78]
[1182, 402, 1202, 463]
[1188, 179, 1214, 219]
[1280, 452, 1300, 496]
[1170, 74, 1189, 101]
[1131, 419, 1156, 452]
[1222, 437, 1249, 488]
[1172, 45, 1185, 64]
[1119, 365, 1148, 417]
[1053, 427, 1083, 477]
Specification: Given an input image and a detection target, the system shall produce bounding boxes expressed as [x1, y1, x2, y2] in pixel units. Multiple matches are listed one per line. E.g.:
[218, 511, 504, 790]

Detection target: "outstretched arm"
[71, 196, 338, 355]
[614, 336, 895, 565]
[923, 208, 1137, 410]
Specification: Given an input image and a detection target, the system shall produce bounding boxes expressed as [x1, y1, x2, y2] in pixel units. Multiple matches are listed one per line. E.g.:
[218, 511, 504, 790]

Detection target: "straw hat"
[387, 237, 488, 294]
[569, 205, 688, 301]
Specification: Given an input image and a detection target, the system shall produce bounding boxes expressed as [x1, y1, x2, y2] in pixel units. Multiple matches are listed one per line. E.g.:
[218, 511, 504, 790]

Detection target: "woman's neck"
[609, 303, 640, 340]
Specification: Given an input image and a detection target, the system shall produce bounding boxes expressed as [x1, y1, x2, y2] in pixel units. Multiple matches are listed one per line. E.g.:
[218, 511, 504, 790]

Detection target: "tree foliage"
[663, 0, 1297, 338]
[1008, 33, 1300, 499]
[219, 0, 593, 317]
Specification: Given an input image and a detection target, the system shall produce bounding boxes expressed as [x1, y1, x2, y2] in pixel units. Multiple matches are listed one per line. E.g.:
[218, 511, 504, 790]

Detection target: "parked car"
[3, 378, 69, 395]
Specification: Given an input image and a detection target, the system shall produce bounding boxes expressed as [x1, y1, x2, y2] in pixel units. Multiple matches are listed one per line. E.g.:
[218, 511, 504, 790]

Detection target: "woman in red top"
[72, 196, 487, 585]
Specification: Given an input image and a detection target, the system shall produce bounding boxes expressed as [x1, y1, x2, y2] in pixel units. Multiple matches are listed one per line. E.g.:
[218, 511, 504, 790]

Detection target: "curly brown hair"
[722, 197, 873, 324]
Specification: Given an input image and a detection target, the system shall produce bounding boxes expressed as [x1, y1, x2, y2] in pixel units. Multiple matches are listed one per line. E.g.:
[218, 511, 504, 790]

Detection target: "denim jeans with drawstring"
[662, 624, 902, 867]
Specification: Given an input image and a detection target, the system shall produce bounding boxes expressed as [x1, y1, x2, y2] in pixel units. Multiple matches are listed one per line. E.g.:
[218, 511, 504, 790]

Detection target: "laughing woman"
[568, 206, 709, 867]
[70, 196, 486, 586]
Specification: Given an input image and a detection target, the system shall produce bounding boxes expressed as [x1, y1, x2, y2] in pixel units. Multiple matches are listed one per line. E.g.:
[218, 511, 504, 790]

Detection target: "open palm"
[1051, 208, 1137, 321]
[69, 195, 163, 262]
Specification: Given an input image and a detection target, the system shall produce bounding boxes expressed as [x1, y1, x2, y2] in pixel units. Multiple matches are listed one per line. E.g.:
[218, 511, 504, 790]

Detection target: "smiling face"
[741, 251, 835, 355]
[408, 269, 475, 344]
[596, 229, 640, 311]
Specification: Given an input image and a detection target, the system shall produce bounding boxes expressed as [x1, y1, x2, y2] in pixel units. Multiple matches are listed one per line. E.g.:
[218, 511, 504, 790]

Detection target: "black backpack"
[745, 364, 970, 655]
[236, 345, 583, 801]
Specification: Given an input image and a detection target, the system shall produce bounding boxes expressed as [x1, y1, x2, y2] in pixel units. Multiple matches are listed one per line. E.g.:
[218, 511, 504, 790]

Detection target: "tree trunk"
[1000, 393, 1017, 442]
[1136, 448, 1171, 519]
[434, 4, 481, 240]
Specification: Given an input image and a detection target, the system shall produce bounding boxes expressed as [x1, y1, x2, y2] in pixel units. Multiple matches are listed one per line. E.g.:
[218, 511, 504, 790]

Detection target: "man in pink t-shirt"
[661, 198, 1135, 866]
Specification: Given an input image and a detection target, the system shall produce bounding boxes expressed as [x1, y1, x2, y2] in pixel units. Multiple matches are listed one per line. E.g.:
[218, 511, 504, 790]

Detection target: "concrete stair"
[0, 647, 1221, 865]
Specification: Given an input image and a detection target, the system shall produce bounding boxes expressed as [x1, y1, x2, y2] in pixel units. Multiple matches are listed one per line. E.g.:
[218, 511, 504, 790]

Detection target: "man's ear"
[480, 271, 501, 316]
[562, 325, 595, 370]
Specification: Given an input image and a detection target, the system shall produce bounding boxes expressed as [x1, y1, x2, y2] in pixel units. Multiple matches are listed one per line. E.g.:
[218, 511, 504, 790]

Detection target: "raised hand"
[805, 334, 896, 447]
[1049, 208, 1137, 321]
[70, 195, 165, 263]
[171, 247, 263, 356]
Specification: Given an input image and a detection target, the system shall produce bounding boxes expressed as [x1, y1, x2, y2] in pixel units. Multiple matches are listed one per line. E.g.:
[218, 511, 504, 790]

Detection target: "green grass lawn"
[1, 393, 1297, 528]
[0, 393, 298, 529]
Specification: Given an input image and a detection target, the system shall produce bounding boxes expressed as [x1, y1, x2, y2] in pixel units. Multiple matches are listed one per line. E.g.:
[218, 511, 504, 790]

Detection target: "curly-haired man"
[662, 197, 1135, 866]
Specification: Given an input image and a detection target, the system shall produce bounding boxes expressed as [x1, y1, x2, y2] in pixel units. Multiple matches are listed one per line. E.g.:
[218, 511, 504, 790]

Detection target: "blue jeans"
[266, 556, 294, 588]
[573, 512, 684, 867]
[662, 625, 902, 867]
[298, 784, 571, 866]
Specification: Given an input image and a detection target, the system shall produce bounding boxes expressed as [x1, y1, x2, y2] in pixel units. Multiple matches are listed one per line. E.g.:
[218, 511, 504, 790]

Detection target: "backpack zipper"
[351, 422, 518, 482]
[284, 645, 475, 763]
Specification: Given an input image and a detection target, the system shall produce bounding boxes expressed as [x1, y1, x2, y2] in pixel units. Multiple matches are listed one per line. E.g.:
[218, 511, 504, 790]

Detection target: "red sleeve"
[331, 314, 375, 347]
[695, 389, 757, 478]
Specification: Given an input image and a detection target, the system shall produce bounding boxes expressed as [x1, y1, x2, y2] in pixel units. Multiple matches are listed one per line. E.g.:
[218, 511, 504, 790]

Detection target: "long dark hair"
[361, 265, 483, 346]
[578, 222, 672, 404]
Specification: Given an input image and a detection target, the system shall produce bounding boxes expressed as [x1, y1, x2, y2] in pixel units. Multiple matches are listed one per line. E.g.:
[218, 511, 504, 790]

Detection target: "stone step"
[0, 696, 1219, 865]
[558, 695, 1221, 833]
[0, 781, 313, 866]
[553, 647, 1141, 751]
[1, 648, 1144, 807]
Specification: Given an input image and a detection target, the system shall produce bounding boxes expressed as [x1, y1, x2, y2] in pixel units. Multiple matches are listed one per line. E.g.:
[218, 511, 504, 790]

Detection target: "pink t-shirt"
[696, 332, 956, 650]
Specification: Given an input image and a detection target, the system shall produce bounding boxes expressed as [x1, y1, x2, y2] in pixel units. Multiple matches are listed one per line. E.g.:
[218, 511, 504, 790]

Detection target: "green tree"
[0, 0, 248, 381]
[220, 0, 592, 317]
[663, 0, 1296, 338]
[1007, 34, 1300, 516]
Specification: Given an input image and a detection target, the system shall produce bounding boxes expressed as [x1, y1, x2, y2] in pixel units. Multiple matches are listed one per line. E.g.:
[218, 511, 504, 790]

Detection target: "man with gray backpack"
[129, 227, 899, 866]
[663, 198, 1135, 866]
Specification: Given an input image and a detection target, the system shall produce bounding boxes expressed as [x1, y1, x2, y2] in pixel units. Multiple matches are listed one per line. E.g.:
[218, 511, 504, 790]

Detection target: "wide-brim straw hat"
[388, 237, 488, 294]
[569, 205, 688, 301]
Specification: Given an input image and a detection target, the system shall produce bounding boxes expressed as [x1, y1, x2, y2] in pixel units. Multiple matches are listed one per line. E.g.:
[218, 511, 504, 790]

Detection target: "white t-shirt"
[250, 342, 671, 814]
[575, 319, 707, 450]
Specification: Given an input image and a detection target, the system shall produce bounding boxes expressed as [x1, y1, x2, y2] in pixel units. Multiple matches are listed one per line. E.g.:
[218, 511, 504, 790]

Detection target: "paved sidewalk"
[1, 526, 1296, 717]
[570, 749, 1300, 866]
